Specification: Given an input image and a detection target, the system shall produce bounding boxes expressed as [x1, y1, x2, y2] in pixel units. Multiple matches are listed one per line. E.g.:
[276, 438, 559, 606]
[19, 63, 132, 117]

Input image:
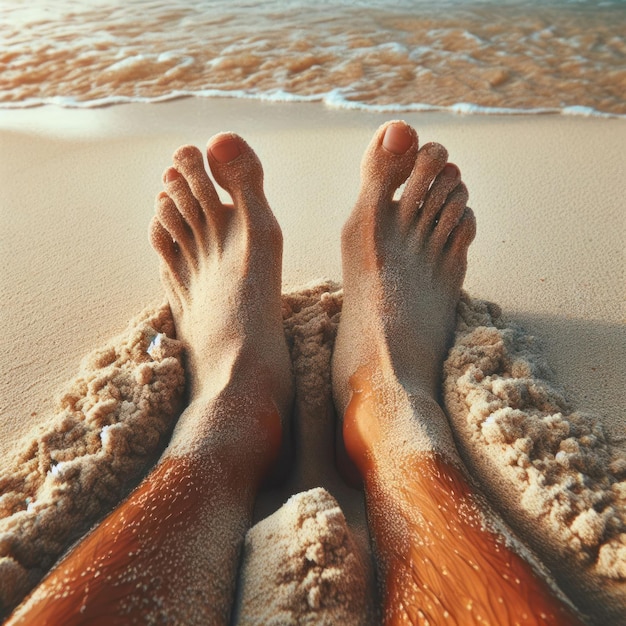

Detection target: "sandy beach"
[1, 98, 623, 456]
[0, 98, 624, 621]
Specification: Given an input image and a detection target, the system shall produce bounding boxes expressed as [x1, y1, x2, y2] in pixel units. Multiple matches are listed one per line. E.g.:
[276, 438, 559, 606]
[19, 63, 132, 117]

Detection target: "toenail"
[209, 136, 242, 164]
[443, 163, 460, 178]
[164, 168, 182, 183]
[382, 122, 414, 155]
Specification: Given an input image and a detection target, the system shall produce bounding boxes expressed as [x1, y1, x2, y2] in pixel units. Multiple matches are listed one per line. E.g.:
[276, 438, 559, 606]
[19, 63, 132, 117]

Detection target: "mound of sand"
[1, 284, 623, 623]
[0, 306, 185, 617]
[443, 293, 625, 624]
[234, 487, 376, 625]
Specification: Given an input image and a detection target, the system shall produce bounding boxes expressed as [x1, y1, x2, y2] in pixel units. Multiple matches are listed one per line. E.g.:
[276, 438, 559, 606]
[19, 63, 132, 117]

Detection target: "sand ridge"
[444, 293, 626, 624]
[0, 306, 185, 618]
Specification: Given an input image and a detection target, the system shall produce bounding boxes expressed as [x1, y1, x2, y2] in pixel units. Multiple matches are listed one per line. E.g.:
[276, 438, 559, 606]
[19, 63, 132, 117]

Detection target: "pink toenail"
[443, 163, 460, 177]
[382, 122, 414, 155]
[164, 168, 181, 183]
[209, 137, 242, 164]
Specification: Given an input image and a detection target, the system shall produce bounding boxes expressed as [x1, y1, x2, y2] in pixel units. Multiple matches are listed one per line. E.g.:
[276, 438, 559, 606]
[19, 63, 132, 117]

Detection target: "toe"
[162, 166, 205, 238]
[206, 133, 271, 218]
[398, 142, 449, 227]
[413, 163, 461, 233]
[429, 182, 469, 256]
[149, 216, 184, 283]
[156, 187, 198, 268]
[356, 121, 419, 218]
[172, 145, 223, 227]
[442, 206, 476, 277]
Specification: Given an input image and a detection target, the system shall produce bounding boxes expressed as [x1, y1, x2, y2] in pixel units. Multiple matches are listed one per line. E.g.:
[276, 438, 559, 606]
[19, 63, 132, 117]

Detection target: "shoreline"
[4, 94, 625, 120]
[1, 97, 623, 457]
[0, 98, 624, 622]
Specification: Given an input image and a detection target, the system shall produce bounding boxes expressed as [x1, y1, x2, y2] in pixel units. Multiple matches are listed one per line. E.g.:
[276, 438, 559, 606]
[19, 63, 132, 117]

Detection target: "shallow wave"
[2, 0, 625, 117]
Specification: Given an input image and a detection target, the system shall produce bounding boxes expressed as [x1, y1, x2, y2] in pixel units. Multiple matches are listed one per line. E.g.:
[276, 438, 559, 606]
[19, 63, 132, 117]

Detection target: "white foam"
[3, 89, 625, 119]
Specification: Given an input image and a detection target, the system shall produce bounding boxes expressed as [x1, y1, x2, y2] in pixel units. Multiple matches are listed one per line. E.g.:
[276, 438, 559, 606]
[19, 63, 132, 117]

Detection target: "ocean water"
[1, 0, 625, 116]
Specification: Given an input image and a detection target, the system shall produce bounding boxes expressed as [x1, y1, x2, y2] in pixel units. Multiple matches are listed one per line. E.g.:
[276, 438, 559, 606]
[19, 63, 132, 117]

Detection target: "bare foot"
[150, 133, 293, 466]
[7, 135, 295, 625]
[332, 120, 475, 465]
[331, 122, 585, 625]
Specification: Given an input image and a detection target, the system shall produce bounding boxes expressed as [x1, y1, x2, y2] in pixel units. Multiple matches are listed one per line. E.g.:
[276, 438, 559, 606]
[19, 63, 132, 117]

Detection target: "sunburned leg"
[7, 133, 293, 625]
[332, 121, 586, 625]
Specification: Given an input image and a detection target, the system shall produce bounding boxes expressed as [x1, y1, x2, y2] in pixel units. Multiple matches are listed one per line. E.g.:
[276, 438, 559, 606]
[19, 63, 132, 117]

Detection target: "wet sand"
[0, 99, 624, 620]
[3, 0, 625, 116]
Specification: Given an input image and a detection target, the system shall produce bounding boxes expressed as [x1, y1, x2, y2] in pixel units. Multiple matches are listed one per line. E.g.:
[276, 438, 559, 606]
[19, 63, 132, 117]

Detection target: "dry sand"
[0, 99, 624, 622]
[0, 307, 185, 615]
[444, 294, 625, 623]
[235, 487, 376, 625]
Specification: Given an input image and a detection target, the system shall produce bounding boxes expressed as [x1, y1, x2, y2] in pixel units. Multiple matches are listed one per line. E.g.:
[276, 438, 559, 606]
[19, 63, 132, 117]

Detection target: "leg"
[332, 121, 586, 625]
[7, 134, 293, 625]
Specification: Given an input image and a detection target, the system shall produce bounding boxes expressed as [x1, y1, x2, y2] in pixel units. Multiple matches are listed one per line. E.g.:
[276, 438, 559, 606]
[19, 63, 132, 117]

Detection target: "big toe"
[206, 133, 268, 209]
[357, 120, 419, 211]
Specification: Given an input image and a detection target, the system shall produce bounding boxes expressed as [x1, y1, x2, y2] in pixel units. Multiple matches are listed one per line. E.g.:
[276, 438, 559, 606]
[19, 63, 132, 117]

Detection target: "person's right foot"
[332, 120, 476, 467]
[150, 133, 293, 473]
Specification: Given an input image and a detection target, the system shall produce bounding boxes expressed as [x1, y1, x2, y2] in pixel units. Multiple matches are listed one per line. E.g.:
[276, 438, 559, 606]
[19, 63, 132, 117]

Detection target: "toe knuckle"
[173, 144, 201, 163]
[423, 142, 449, 163]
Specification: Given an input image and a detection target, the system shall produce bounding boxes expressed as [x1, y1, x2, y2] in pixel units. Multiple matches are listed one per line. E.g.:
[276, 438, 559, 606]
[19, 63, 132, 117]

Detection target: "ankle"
[166, 383, 285, 481]
[341, 367, 456, 479]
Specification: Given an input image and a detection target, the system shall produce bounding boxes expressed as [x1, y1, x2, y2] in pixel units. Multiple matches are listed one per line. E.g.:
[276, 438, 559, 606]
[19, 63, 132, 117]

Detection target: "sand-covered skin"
[1, 283, 622, 622]
[443, 292, 626, 624]
[0, 306, 185, 618]
[235, 487, 375, 625]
